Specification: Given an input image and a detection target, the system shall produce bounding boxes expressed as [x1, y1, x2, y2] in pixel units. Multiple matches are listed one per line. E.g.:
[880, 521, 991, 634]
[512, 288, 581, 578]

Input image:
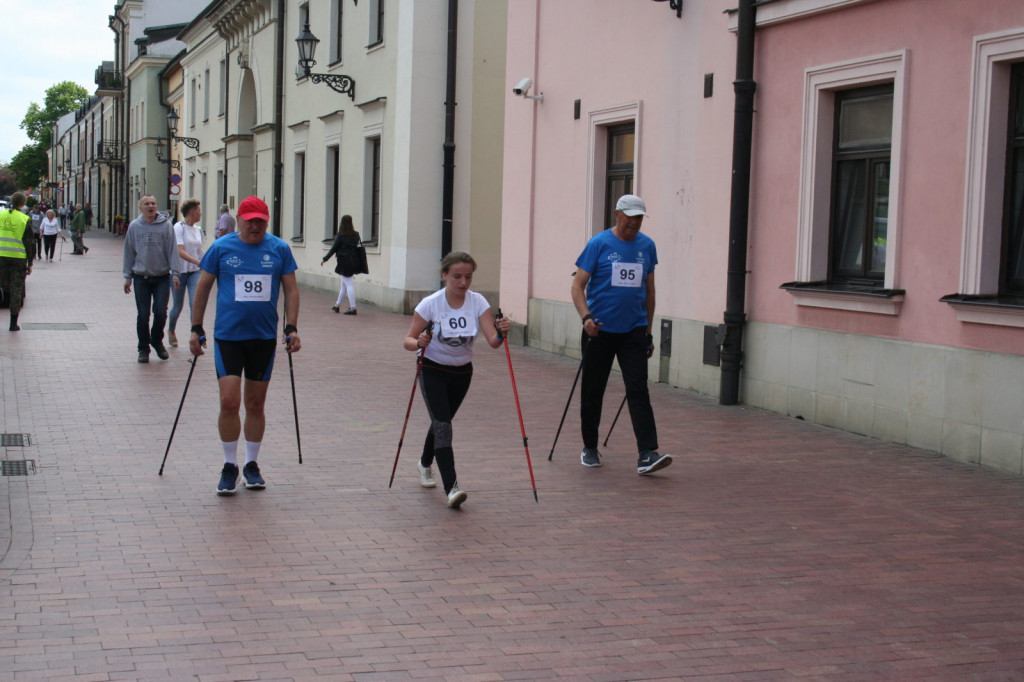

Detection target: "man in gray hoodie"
[122, 196, 179, 363]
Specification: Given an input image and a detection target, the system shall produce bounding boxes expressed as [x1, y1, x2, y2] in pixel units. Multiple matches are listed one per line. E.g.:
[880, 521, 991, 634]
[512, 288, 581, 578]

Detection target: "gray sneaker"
[417, 461, 437, 488]
[580, 448, 602, 467]
[637, 450, 672, 475]
[447, 485, 467, 509]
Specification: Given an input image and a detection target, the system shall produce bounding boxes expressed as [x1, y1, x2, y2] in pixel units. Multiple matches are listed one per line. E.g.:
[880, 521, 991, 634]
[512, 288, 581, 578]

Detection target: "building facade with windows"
[499, 0, 1024, 474]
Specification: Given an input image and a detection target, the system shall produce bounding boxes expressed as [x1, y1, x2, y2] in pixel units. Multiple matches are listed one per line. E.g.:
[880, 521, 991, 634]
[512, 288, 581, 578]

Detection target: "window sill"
[780, 281, 905, 315]
[940, 294, 1024, 328]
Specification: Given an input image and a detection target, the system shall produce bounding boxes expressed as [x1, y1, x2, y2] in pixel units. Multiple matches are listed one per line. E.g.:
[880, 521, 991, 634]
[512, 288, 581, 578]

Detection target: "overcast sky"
[0, 0, 116, 166]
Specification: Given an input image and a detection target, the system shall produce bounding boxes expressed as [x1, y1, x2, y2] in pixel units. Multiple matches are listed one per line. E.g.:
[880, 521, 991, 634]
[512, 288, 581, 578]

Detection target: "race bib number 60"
[234, 274, 272, 302]
[612, 262, 643, 288]
[439, 311, 477, 337]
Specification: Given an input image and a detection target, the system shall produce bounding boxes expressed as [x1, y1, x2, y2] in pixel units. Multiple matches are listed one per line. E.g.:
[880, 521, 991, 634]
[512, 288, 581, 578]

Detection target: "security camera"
[513, 77, 532, 96]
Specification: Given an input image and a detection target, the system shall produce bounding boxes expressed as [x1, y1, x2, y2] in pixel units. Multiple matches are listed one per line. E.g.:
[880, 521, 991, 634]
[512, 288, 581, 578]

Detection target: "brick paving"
[2, 229, 1024, 681]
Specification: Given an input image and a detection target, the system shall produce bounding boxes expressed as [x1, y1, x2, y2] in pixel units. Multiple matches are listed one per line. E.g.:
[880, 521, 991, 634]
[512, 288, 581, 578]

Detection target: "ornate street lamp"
[166, 108, 200, 151]
[296, 24, 356, 100]
[154, 139, 180, 170]
[652, 0, 682, 18]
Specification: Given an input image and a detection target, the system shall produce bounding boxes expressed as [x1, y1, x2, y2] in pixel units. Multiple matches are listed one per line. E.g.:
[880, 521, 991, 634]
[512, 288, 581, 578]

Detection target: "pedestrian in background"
[58, 203, 67, 229]
[69, 203, 88, 255]
[29, 206, 43, 260]
[122, 196, 179, 363]
[167, 198, 205, 348]
[402, 251, 511, 509]
[40, 209, 61, 262]
[0, 192, 35, 331]
[320, 214, 361, 315]
[189, 196, 301, 495]
[215, 203, 235, 238]
[570, 194, 672, 476]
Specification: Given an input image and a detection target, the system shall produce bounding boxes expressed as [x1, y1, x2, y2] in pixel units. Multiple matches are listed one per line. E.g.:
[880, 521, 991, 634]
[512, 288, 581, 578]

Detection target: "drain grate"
[1, 460, 36, 476]
[1, 434, 31, 447]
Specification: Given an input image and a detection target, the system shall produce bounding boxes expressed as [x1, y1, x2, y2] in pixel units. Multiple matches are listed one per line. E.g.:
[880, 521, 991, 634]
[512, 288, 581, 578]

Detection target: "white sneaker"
[417, 461, 436, 488]
[447, 486, 467, 509]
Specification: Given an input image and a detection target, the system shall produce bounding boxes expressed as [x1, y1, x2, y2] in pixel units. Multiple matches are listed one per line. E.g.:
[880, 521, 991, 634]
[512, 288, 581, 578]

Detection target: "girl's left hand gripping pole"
[159, 344, 202, 475]
[389, 323, 432, 488]
[497, 310, 539, 502]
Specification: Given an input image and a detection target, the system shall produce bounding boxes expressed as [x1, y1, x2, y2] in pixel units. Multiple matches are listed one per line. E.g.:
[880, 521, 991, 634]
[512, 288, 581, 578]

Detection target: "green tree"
[12, 81, 90, 188]
[0, 164, 16, 197]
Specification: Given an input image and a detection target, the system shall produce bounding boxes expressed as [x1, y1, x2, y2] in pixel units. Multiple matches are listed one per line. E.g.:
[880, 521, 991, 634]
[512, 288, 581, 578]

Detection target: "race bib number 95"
[611, 262, 643, 288]
[234, 274, 272, 302]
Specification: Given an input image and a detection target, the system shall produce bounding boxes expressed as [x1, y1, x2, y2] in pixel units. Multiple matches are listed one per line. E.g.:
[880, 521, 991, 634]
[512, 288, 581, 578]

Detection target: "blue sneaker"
[243, 461, 266, 490]
[580, 448, 602, 467]
[637, 451, 672, 475]
[217, 463, 239, 495]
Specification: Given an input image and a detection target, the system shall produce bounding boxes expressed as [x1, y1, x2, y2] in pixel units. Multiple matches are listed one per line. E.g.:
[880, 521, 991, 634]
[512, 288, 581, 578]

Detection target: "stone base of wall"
[525, 298, 1024, 476]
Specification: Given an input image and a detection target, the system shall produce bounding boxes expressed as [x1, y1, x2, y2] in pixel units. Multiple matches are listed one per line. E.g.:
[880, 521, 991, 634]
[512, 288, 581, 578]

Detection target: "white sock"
[222, 440, 238, 465]
[245, 440, 261, 464]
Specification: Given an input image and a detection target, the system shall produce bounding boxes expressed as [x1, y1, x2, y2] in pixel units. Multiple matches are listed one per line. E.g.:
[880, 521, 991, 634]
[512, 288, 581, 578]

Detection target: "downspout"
[272, 0, 286, 237]
[718, 0, 757, 405]
[110, 13, 127, 223]
[441, 0, 459, 257]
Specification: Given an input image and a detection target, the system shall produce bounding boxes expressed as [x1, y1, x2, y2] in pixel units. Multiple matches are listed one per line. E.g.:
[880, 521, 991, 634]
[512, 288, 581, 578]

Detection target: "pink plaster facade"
[500, 0, 1024, 474]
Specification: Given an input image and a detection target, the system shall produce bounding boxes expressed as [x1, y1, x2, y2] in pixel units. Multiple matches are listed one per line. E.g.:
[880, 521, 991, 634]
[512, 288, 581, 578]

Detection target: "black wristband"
[582, 314, 594, 325]
[284, 324, 298, 336]
[191, 325, 205, 337]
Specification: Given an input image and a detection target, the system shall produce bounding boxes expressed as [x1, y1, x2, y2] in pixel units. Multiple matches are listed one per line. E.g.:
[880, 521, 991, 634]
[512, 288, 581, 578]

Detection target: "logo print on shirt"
[261, 254, 274, 269]
[226, 256, 243, 269]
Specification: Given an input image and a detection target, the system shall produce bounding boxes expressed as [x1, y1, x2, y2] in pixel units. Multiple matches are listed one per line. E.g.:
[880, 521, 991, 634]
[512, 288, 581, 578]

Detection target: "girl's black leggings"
[418, 358, 473, 493]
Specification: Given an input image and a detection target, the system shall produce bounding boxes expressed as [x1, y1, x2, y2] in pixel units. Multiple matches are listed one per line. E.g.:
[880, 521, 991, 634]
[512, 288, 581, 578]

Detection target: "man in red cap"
[189, 196, 302, 495]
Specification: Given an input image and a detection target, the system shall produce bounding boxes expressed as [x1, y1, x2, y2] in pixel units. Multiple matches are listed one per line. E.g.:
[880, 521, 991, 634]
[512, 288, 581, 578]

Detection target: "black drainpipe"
[441, 0, 458, 257]
[272, 0, 286, 236]
[719, 0, 757, 405]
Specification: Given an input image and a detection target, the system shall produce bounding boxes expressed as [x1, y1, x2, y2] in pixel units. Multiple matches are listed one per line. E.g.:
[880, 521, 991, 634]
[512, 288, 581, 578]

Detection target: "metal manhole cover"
[1, 460, 36, 476]
[1, 434, 30, 447]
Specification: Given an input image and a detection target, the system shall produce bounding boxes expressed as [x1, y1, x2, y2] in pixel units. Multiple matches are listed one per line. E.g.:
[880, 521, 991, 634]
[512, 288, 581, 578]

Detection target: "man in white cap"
[570, 194, 672, 475]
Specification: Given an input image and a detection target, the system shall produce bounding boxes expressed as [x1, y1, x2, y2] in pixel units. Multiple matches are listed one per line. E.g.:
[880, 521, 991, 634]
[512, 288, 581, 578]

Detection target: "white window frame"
[951, 28, 1024, 328]
[791, 50, 907, 315]
[586, 101, 642, 239]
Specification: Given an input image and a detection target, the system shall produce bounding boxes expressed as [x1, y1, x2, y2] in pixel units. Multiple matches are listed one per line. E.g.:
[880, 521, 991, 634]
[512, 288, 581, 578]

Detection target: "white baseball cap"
[615, 194, 647, 217]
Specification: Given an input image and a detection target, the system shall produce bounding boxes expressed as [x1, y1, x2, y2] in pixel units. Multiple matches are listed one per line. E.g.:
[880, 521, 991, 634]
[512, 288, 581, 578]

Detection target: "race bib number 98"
[611, 262, 643, 288]
[234, 274, 272, 302]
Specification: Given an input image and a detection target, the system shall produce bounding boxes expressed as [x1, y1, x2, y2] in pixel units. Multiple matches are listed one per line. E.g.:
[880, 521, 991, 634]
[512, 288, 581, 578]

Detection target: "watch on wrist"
[582, 314, 594, 325]
[284, 324, 298, 336]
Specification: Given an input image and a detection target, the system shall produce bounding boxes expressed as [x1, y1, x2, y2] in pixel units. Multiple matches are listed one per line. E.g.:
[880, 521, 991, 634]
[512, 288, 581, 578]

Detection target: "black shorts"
[214, 338, 277, 381]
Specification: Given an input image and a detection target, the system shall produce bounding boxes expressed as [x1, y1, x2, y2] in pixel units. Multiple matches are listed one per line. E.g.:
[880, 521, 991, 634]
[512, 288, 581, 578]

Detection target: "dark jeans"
[580, 327, 658, 454]
[43, 234, 57, 260]
[418, 359, 473, 493]
[133, 274, 170, 352]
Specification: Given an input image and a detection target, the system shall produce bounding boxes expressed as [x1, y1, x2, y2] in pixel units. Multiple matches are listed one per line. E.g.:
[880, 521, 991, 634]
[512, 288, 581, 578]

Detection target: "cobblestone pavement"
[2, 230, 1024, 681]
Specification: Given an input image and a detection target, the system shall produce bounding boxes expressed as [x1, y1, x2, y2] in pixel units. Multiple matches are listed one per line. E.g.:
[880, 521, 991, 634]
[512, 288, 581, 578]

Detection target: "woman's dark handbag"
[355, 244, 369, 274]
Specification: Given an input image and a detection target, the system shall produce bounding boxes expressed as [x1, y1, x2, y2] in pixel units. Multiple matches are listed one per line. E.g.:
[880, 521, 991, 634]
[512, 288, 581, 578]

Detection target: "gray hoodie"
[122, 210, 180, 280]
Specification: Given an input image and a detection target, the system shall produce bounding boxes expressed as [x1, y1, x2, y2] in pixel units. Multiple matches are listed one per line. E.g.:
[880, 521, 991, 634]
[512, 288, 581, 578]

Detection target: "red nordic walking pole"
[497, 310, 539, 502]
[389, 322, 432, 488]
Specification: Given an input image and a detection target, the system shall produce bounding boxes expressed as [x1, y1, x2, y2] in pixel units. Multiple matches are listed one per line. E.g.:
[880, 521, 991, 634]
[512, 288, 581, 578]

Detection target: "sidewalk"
[2, 229, 1024, 681]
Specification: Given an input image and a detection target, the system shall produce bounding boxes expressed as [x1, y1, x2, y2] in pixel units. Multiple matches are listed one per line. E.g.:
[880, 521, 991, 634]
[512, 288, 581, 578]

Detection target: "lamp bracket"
[309, 72, 356, 100]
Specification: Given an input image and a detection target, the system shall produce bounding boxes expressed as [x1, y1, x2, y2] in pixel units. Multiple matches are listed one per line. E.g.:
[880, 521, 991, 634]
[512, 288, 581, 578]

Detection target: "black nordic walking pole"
[158, 348, 201, 475]
[389, 322, 432, 488]
[497, 309, 538, 502]
[602, 395, 628, 447]
[548, 343, 587, 461]
[286, 336, 302, 464]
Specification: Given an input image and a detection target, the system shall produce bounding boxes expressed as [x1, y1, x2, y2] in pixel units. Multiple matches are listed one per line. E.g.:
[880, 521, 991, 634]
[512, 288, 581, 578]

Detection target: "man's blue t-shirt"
[199, 232, 298, 341]
[575, 229, 657, 334]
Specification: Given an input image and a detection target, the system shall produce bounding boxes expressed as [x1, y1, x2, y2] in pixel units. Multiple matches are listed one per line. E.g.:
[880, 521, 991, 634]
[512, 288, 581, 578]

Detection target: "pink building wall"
[749, 0, 1024, 356]
[500, 0, 738, 330]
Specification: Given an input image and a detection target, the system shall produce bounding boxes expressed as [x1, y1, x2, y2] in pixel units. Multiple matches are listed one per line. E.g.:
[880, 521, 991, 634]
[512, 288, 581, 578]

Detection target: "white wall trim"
[959, 28, 1024, 296]
[794, 51, 907, 304]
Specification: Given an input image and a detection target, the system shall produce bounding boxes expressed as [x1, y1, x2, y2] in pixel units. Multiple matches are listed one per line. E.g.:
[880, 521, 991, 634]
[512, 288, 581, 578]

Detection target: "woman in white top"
[40, 209, 62, 262]
[168, 198, 205, 348]
[403, 251, 511, 508]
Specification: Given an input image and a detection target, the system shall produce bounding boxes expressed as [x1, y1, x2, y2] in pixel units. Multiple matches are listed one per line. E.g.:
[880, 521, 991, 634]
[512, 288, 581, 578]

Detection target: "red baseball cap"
[237, 196, 270, 222]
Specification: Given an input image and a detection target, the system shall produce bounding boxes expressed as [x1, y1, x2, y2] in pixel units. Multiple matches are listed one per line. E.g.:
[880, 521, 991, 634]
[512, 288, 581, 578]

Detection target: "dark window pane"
[833, 160, 867, 274]
[870, 161, 890, 275]
[1006, 146, 1024, 291]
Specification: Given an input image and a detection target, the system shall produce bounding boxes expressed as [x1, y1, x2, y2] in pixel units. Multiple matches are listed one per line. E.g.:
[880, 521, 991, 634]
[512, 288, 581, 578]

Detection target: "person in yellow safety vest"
[0, 192, 36, 331]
